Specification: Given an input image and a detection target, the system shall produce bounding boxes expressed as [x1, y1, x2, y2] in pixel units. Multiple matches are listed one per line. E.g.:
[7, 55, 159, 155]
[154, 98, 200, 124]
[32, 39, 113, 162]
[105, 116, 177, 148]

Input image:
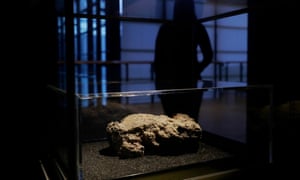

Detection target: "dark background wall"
[6, 0, 58, 178]
[248, 0, 299, 102]
[248, 0, 299, 174]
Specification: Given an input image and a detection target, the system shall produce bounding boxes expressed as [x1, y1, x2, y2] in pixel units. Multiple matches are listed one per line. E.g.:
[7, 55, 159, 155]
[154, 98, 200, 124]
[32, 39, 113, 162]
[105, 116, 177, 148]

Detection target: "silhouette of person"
[154, 0, 213, 121]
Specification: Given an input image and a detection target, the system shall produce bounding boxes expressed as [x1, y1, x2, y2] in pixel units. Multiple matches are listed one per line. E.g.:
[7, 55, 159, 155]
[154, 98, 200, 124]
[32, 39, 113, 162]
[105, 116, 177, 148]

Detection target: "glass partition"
[72, 80, 273, 179]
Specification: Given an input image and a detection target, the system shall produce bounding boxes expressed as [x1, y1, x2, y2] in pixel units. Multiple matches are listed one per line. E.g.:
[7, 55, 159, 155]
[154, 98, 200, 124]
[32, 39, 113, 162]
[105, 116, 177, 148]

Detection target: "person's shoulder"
[160, 21, 174, 29]
[195, 22, 206, 30]
[157, 22, 174, 34]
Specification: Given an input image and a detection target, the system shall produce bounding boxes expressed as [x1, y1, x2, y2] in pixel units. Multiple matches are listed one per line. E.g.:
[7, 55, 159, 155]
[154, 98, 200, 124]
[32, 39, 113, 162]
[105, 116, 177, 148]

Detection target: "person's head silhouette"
[173, 0, 196, 22]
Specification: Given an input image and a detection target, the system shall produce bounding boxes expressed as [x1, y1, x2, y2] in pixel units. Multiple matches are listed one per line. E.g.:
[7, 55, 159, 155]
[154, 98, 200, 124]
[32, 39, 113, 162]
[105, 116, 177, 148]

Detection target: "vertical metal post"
[65, 0, 80, 179]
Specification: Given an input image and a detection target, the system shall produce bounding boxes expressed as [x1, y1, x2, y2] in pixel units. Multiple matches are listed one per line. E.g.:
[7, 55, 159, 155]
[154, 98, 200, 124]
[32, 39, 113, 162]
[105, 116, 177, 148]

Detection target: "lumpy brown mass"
[106, 113, 202, 158]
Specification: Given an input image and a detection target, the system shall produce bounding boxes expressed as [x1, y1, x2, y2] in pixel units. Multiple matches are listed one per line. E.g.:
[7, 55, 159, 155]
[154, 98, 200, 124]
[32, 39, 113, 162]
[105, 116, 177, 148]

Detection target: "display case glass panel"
[55, 80, 272, 180]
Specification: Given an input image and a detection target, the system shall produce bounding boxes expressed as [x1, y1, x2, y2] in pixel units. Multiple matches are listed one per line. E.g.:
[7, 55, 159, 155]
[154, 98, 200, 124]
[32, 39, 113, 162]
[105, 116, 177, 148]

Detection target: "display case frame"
[47, 80, 274, 180]
[43, 1, 273, 179]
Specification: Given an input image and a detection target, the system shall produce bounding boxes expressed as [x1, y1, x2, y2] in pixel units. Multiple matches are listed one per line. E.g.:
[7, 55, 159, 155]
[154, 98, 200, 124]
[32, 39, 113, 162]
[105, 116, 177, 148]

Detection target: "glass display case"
[47, 80, 273, 180]
[37, 0, 300, 179]
[44, 1, 270, 179]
